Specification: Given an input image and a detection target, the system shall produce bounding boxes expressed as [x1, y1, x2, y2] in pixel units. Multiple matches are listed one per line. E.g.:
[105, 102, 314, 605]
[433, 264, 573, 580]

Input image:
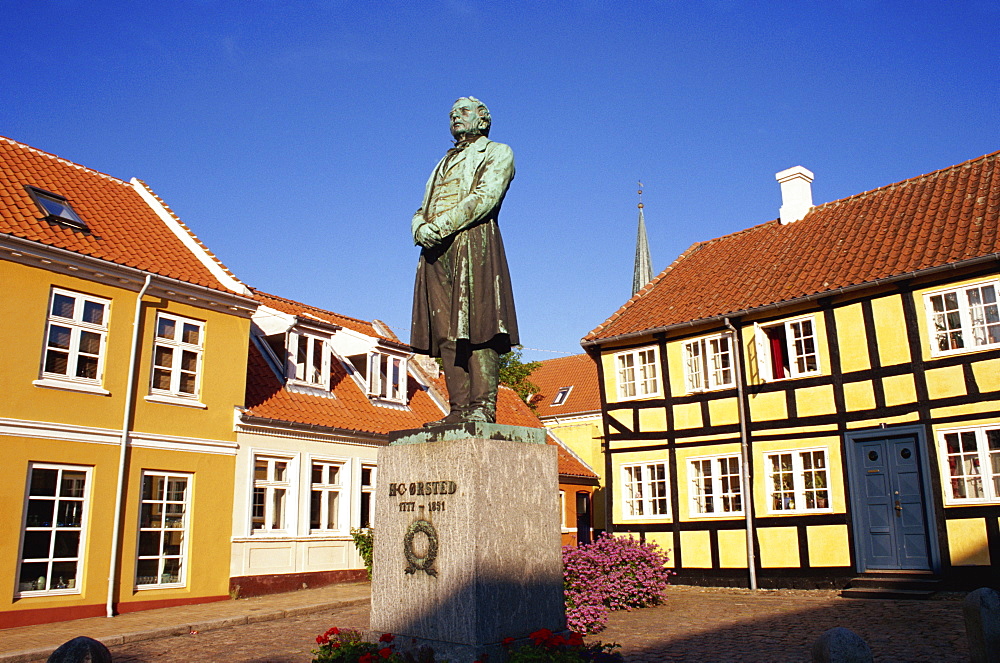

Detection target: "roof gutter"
[238, 413, 389, 446]
[581, 252, 1000, 348]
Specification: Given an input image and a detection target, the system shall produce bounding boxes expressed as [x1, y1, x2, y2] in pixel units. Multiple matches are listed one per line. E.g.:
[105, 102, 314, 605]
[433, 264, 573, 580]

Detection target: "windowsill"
[135, 582, 186, 591]
[15, 587, 81, 598]
[619, 515, 672, 522]
[689, 512, 747, 519]
[33, 378, 110, 396]
[943, 498, 1000, 507]
[615, 393, 663, 403]
[145, 394, 207, 409]
[286, 380, 334, 397]
[766, 508, 833, 516]
[685, 385, 736, 395]
[765, 373, 821, 383]
[930, 344, 1000, 359]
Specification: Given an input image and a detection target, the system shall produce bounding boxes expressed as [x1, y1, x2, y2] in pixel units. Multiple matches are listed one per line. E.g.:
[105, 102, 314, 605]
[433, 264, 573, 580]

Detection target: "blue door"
[851, 435, 932, 570]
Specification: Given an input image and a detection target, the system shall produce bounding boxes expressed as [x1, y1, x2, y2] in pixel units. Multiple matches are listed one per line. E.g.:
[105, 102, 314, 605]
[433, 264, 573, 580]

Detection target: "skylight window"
[26, 186, 87, 230]
[551, 386, 572, 406]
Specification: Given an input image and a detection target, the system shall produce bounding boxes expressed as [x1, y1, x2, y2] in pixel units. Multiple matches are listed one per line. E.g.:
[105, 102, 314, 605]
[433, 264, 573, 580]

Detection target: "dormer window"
[346, 350, 408, 404]
[551, 386, 572, 406]
[293, 334, 328, 386]
[369, 353, 407, 403]
[286, 331, 331, 390]
[26, 186, 87, 230]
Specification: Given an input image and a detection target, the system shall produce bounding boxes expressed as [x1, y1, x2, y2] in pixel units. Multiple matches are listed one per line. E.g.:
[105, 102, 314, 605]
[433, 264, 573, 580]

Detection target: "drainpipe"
[725, 318, 757, 590]
[107, 274, 152, 618]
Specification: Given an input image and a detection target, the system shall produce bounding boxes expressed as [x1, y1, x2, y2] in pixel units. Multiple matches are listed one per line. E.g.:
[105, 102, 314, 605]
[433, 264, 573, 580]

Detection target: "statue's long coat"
[410, 136, 519, 357]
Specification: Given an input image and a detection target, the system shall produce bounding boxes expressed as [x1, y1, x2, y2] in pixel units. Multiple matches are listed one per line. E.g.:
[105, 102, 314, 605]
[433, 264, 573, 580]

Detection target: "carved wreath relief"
[390, 481, 455, 577]
[403, 519, 438, 577]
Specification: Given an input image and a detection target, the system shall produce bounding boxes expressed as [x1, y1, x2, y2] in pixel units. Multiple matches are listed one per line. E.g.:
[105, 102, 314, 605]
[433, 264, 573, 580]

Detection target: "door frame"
[843, 425, 941, 574]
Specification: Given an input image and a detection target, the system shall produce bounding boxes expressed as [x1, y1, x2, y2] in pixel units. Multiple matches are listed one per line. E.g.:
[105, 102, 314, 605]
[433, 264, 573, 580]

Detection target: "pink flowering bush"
[563, 534, 674, 633]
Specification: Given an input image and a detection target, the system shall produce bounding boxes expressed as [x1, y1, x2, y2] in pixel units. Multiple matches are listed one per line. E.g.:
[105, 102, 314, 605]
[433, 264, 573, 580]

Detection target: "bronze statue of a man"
[410, 97, 519, 424]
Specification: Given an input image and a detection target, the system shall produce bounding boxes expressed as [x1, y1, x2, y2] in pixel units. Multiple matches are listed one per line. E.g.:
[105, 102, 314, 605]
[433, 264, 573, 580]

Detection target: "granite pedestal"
[371, 423, 565, 661]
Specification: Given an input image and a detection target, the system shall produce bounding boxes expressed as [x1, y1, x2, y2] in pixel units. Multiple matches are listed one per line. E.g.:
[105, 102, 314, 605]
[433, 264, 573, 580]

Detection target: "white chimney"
[775, 166, 814, 225]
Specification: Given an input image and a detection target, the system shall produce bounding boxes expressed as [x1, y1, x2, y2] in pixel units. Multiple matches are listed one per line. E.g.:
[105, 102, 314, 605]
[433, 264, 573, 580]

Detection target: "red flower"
[379, 633, 395, 643]
[326, 627, 340, 636]
[359, 654, 374, 663]
[550, 634, 566, 647]
[568, 632, 584, 647]
[529, 628, 553, 646]
[501, 637, 515, 647]
[315, 635, 328, 645]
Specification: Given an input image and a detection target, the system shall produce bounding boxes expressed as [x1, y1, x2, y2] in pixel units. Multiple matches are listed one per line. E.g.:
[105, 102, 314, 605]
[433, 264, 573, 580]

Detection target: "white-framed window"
[151, 313, 204, 399]
[689, 454, 743, 517]
[621, 461, 669, 518]
[310, 460, 343, 532]
[252, 456, 292, 533]
[939, 425, 1000, 503]
[754, 316, 820, 381]
[560, 490, 568, 530]
[766, 449, 831, 513]
[551, 386, 573, 406]
[615, 347, 660, 400]
[290, 331, 331, 389]
[359, 464, 376, 528]
[17, 464, 90, 596]
[367, 353, 407, 403]
[925, 281, 1000, 356]
[136, 472, 189, 587]
[40, 289, 109, 386]
[683, 333, 735, 393]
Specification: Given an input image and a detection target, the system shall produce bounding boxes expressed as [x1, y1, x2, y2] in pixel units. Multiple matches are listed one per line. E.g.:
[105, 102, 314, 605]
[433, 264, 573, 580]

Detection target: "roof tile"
[586, 151, 1000, 341]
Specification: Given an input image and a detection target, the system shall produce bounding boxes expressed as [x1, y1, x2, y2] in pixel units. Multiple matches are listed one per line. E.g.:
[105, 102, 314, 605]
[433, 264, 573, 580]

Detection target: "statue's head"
[450, 97, 491, 139]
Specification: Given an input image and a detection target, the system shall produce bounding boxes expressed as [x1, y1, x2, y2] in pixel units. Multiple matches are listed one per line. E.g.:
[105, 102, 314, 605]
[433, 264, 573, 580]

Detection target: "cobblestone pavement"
[5, 584, 971, 662]
[597, 586, 968, 662]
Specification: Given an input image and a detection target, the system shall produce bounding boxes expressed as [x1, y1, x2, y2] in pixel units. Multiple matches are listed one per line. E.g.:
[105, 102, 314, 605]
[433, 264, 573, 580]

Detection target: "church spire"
[632, 182, 653, 296]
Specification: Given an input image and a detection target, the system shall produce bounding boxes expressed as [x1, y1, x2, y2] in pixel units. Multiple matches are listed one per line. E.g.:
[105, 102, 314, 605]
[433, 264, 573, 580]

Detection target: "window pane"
[178, 371, 196, 394]
[157, 317, 176, 340]
[51, 294, 75, 318]
[22, 531, 51, 559]
[44, 350, 69, 375]
[47, 325, 71, 349]
[182, 323, 200, 345]
[57, 501, 83, 527]
[76, 354, 98, 379]
[31, 469, 58, 496]
[82, 300, 105, 325]
[154, 346, 173, 368]
[274, 462, 287, 482]
[60, 472, 86, 498]
[180, 350, 197, 372]
[138, 531, 160, 556]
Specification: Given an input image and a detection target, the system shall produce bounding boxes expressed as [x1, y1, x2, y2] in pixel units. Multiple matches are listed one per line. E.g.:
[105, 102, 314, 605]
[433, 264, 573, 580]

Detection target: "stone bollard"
[46, 636, 112, 663]
[810, 627, 873, 663]
[965, 587, 1000, 663]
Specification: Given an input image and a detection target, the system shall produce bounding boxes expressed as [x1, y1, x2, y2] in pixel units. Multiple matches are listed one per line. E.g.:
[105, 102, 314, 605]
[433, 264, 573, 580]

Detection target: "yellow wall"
[870, 295, 909, 366]
[680, 530, 712, 568]
[2, 259, 249, 618]
[807, 525, 851, 567]
[834, 303, 870, 373]
[758, 527, 799, 567]
[946, 519, 991, 566]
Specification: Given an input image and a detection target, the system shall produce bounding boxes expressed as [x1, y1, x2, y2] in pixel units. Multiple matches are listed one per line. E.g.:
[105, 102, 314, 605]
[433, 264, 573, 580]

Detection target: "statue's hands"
[414, 223, 442, 248]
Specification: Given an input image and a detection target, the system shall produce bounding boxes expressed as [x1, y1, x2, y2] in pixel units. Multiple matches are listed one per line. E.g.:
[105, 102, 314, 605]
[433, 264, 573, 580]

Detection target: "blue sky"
[4, 1, 998, 362]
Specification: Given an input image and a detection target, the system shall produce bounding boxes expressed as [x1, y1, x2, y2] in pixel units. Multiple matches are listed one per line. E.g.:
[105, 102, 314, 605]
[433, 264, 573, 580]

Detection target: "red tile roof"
[253, 290, 404, 346]
[244, 302, 598, 480]
[495, 386, 599, 480]
[0, 136, 245, 292]
[530, 354, 601, 417]
[586, 150, 1000, 342]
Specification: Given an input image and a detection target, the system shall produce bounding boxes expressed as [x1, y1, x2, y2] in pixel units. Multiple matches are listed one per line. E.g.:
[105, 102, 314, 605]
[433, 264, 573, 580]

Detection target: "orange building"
[0, 136, 256, 626]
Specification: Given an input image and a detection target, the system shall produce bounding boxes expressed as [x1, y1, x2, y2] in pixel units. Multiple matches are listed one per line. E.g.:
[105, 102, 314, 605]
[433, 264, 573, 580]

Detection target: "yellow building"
[583, 155, 1000, 592]
[0, 137, 256, 626]
[531, 354, 607, 536]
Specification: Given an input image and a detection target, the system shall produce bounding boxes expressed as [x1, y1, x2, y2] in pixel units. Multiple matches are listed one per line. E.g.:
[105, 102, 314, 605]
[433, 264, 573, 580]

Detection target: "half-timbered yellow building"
[0, 137, 256, 626]
[583, 154, 999, 593]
